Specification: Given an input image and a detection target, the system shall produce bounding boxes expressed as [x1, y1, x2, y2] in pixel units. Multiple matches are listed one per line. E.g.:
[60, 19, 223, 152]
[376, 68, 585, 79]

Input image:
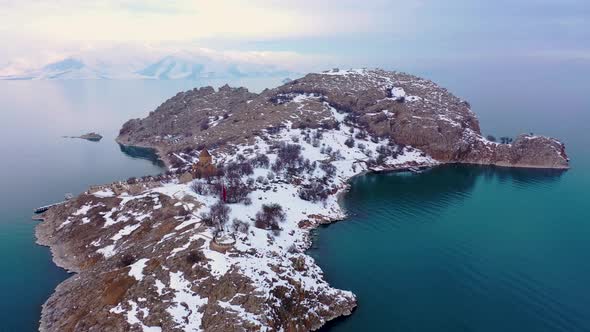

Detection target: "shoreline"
[33, 69, 570, 330]
[34, 138, 568, 331]
[115, 138, 170, 168]
[34, 152, 437, 329]
[37, 125, 441, 331]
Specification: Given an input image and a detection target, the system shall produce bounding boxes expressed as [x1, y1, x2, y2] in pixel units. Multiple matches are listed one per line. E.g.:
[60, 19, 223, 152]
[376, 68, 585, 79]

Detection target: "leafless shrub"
[344, 137, 355, 148]
[232, 218, 250, 233]
[202, 200, 230, 231]
[225, 179, 252, 204]
[320, 162, 337, 178]
[252, 154, 270, 168]
[246, 177, 255, 187]
[186, 250, 206, 264]
[255, 203, 286, 231]
[355, 130, 368, 140]
[190, 181, 207, 195]
[277, 143, 302, 165]
[298, 180, 330, 202]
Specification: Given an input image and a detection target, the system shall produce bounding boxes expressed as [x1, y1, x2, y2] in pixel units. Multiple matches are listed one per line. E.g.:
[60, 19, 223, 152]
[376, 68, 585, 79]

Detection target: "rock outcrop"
[78, 132, 103, 142]
[37, 187, 357, 332]
[117, 69, 568, 169]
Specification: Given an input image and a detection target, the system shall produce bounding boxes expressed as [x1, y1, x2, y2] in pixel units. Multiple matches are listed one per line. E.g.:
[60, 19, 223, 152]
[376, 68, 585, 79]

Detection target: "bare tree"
[255, 203, 286, 231]
[206, 200, 231, 232]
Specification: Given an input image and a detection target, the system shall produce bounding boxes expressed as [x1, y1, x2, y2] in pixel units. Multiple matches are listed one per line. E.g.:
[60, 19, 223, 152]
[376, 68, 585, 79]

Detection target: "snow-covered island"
[36, 69, 569, 332]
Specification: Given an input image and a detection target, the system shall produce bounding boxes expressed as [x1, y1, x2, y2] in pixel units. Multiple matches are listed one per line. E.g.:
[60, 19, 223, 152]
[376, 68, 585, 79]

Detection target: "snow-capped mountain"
[0, 53, 294, 80]
[6, 58, 111, 80]
[136, 55, 291, 80]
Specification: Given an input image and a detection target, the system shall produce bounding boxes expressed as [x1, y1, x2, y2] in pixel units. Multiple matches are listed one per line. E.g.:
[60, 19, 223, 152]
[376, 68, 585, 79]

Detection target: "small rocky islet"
[65, 132, 103, 142]
[36, 69, 569, 332]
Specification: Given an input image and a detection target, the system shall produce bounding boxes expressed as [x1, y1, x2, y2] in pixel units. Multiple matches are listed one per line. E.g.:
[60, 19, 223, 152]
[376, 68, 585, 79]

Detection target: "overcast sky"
[0, 0, 588, 70]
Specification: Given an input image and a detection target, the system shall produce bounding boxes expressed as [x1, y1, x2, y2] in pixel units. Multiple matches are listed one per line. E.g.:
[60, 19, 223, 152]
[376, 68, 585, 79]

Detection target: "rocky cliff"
[117, 68, 568, 169]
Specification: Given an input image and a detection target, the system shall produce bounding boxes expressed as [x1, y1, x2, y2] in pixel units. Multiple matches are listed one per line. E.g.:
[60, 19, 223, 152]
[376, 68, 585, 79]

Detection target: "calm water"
[0, 78, 283, 331]
[311, 62, 590, 332]
[0, 63, 588, 332]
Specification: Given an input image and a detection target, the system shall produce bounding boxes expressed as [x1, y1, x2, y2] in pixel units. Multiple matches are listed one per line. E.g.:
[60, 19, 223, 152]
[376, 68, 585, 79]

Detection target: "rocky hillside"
[117, 68, 569, 169]
[39, 102, 439, 331]
[37, 68, 569, 332]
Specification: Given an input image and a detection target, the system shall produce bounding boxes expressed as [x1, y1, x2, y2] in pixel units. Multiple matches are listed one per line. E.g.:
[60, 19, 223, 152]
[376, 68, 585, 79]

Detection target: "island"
[36, 69, 569, 332]
[66, 132, 103, 142]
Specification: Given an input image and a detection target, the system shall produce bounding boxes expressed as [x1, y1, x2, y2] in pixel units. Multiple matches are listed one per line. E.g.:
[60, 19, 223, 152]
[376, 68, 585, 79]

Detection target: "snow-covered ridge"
[39, 93, 438, 332]
[0, 54, 294, 80]
[106, 103, 435, 330]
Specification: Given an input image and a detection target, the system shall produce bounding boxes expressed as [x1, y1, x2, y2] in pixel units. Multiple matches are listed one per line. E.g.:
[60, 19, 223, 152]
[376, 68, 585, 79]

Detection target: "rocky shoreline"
[35, 69, 568, 332]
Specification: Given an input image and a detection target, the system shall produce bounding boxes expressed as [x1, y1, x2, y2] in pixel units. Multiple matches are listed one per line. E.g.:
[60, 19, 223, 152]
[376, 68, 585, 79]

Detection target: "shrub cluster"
[252, 154, 270, 168]
[266, 124, 285, 135]
[298, 180, 330, 202]
[190, 181, 208, 195]
[224, 179, 252, 204]
[375, 144, 402, 164]
[255, 203, 286, 231]
[201, 200, 230, 231]
[344, 137, 355, 148]
[320, 162, 337, 179]
[355, 130, 368, 140]
[224, 161, 254, 179]
[231, 218, 250, 234]
[271, 142, 311, 175]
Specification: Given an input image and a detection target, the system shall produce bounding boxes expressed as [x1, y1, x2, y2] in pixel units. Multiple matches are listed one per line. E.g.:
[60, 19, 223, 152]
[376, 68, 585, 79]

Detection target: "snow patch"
[128, 258, 149, 281]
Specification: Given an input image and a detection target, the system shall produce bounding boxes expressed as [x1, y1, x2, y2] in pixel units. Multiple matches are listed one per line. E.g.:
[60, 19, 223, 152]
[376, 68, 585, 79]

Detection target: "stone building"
[191, 149, 218, 179]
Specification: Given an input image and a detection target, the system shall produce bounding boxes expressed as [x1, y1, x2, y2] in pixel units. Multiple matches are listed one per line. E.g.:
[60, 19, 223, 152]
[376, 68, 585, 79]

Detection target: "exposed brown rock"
[117, 69, 568, 169]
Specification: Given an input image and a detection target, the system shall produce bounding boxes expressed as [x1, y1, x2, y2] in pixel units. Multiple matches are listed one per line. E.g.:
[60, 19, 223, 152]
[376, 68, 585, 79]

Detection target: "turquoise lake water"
[311, 62, 590, 331]
[0, 62, 588, 331]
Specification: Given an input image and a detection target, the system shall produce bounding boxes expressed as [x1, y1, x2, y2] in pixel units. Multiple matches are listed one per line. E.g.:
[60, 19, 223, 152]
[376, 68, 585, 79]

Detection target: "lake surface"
[0, 78, 284, 331]
[310, 62, 590, 332]
[0, 63, 588, 332]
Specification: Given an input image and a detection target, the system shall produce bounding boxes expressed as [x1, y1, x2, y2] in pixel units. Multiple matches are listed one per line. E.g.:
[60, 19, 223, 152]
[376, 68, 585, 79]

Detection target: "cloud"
[0, 0, 402, 69]
[0, 0, 394, 43]
[1, 0, 588, 71]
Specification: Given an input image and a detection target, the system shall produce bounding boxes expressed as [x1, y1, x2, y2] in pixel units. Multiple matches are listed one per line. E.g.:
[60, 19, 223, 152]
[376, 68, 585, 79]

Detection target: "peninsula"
[36, 69, 569, 332]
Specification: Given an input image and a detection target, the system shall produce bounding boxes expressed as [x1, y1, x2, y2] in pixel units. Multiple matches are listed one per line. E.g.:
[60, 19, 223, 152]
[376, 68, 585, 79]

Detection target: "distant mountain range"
[0, 54, 294, 80]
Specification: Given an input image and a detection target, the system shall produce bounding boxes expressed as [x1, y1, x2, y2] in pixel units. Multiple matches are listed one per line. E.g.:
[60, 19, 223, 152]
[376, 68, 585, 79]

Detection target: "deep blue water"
[0, 78, 284, 331]
[310, 62, 590, 331]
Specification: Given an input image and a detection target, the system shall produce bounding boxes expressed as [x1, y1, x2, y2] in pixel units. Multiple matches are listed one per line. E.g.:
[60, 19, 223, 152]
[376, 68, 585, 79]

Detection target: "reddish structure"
[191, 149, 218, 179]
